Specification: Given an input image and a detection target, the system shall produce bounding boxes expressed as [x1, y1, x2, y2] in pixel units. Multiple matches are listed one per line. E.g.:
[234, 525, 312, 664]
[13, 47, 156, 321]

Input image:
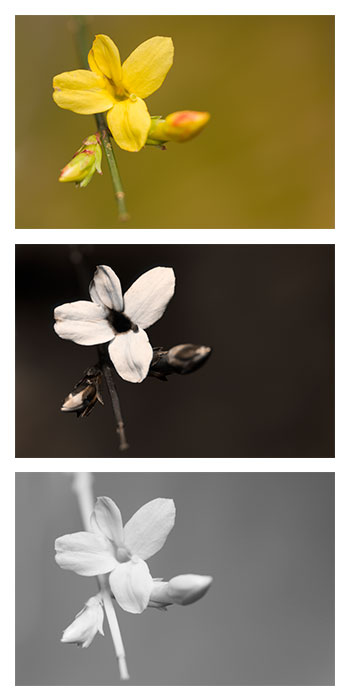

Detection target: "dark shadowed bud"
[59, 133, 102, 187]
[149, 344, 212, 380]
[148, 574, 213, 609]
[61, 367, 103, 417]
[61, 595, 104, 649]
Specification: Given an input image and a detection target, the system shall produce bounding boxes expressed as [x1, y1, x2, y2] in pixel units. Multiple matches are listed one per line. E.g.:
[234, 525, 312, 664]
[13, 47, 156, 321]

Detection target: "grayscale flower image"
[16, 471, 334, 685]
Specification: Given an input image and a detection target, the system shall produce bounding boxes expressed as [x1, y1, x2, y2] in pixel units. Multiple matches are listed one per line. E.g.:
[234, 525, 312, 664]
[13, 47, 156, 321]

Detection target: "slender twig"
[98, 345, 129, 451]
[71, 16, 129, 221]
[95, 113, 129, 221]
[72, 473, 130, 680]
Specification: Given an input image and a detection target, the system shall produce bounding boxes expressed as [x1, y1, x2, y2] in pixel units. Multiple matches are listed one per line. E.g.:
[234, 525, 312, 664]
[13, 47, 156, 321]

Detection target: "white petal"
[124, 498, 176, 561]
[108, 329, 152, 383]
[54, 301, 114, 345]
[89, 265, 124, 311]
[92, 497, 124, 546]
[55, 532, 117, 576]
[123, 267, 175, 329]
[109, 559, 153, 614]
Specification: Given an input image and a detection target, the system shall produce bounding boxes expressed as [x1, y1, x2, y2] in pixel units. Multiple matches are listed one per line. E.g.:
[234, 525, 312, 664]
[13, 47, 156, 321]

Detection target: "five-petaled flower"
[55, 496, 176, 614]
[53, 34, 174, 152]
[54, 264, 175, 383]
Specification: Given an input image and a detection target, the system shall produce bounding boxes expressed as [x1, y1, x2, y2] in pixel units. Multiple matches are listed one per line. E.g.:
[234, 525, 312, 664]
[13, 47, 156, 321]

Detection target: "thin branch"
[70, 16, 128, 221]
[72, 473, 130, 681]
[98, 345, 129, 451]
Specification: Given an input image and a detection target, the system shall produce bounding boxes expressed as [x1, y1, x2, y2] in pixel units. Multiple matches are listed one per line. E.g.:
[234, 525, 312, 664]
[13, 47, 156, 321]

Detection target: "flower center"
[108, 309, 138, 334]
[115, 545, 132, 563]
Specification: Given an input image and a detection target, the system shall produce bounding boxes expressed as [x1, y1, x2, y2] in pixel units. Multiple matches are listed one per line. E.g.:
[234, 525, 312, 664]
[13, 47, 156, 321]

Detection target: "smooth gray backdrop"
[16, 472, 334, 685]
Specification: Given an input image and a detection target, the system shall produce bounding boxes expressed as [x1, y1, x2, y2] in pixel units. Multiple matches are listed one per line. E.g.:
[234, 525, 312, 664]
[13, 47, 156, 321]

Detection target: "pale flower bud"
[149, 574, 213, 609]
[61, 595, 104, 649]
[147, 111, 210, 145]
[59, 134, 102, 187]
[61, 367, 103, 418]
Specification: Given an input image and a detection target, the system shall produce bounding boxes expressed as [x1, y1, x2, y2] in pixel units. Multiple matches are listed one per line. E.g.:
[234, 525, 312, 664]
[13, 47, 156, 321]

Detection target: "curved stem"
[71, 16, 128, 221]
[72, 473, 130, 680]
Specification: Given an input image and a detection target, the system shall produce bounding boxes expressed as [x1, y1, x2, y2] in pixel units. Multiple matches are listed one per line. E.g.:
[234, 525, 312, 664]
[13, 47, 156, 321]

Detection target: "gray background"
[16, 472, 334, 685]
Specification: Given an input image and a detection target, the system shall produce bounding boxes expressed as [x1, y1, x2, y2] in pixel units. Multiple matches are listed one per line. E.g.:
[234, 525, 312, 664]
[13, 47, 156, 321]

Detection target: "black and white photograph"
[15, 471, 335, 686]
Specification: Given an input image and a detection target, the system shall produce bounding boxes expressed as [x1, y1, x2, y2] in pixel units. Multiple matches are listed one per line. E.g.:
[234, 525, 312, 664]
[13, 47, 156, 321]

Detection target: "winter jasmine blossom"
[54, 264, 175, 383]
[53, 34, 174, 152]
[61, 594, 104, 648]
[55, 496, 176, 614]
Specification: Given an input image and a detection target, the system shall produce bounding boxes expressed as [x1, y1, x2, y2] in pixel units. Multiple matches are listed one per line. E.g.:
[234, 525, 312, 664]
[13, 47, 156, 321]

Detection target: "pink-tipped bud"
[59, 134, 102, 187]
[61, 595, 104, 649]
[147, 111, 210, 145]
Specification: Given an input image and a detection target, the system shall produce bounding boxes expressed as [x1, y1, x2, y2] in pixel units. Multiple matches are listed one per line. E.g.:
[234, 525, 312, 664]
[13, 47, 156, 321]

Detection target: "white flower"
[61, 595, 104, 648]
[149, 574, 213, 608]
[55, 496, 176, 614]
[54, 264, 175, 383]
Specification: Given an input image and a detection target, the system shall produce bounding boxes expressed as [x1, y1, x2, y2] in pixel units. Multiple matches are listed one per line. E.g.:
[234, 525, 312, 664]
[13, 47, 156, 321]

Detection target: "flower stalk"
[71, 16, 128, 221]
[98, 345, 129, 451]
[72, 473, 130, 680]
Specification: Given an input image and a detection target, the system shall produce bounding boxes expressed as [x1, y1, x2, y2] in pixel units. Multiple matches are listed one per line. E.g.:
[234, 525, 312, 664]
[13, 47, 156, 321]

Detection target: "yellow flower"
[53, 34, 174, 152]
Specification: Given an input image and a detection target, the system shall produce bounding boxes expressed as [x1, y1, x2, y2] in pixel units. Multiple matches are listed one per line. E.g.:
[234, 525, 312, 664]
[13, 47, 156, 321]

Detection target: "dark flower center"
[108, 309, 138, 334]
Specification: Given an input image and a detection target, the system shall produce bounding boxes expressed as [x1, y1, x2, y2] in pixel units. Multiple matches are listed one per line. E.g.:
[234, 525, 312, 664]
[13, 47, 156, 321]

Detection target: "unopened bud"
[147, 111, 210, 145]
[149, 574, 213, 609]
[61, 595, 104, 649]
[59, 134, 102, 187]
[61, 367, 103, 417]
[150, 344, 212, 380]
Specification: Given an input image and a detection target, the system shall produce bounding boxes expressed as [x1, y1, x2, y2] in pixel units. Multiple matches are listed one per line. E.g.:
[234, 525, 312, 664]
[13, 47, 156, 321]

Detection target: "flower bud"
[147, 111, 210, 145]
[59, 134, 102, 187]
[61, 595, 104, 649]
[149, 574, 213, 609]
[150, 344, 212, 380]
[61, 367, 103, 417]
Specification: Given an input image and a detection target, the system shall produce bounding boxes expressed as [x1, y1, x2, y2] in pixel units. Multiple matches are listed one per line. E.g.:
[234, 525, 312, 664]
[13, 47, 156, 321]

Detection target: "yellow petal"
[53, 88, 114, 115]
[53, 70, 106, 91]
[53, 70, 115, 114]
[88, 49, 104, 78]
[89, 34, 122, 88]
[107, 98, 151, 152]
[122, 36, 174, 99]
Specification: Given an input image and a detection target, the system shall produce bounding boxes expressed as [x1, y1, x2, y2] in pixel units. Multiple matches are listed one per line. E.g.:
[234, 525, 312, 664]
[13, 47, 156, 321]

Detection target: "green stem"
[72, 16, 129, 221]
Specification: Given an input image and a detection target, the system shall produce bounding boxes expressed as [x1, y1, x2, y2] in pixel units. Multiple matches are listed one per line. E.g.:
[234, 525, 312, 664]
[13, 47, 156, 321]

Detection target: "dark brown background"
[15, 244, 334, 457]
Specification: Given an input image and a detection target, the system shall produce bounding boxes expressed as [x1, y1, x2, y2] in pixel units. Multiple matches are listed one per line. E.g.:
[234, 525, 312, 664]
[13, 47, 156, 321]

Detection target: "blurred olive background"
[15, 244, 334, 458]
[16, 472, 334, 685]
[16, 15, 334, 228]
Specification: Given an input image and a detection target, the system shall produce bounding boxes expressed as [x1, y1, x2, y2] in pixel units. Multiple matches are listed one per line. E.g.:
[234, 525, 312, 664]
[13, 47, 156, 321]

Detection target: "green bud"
[59, 134, 102, 188]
